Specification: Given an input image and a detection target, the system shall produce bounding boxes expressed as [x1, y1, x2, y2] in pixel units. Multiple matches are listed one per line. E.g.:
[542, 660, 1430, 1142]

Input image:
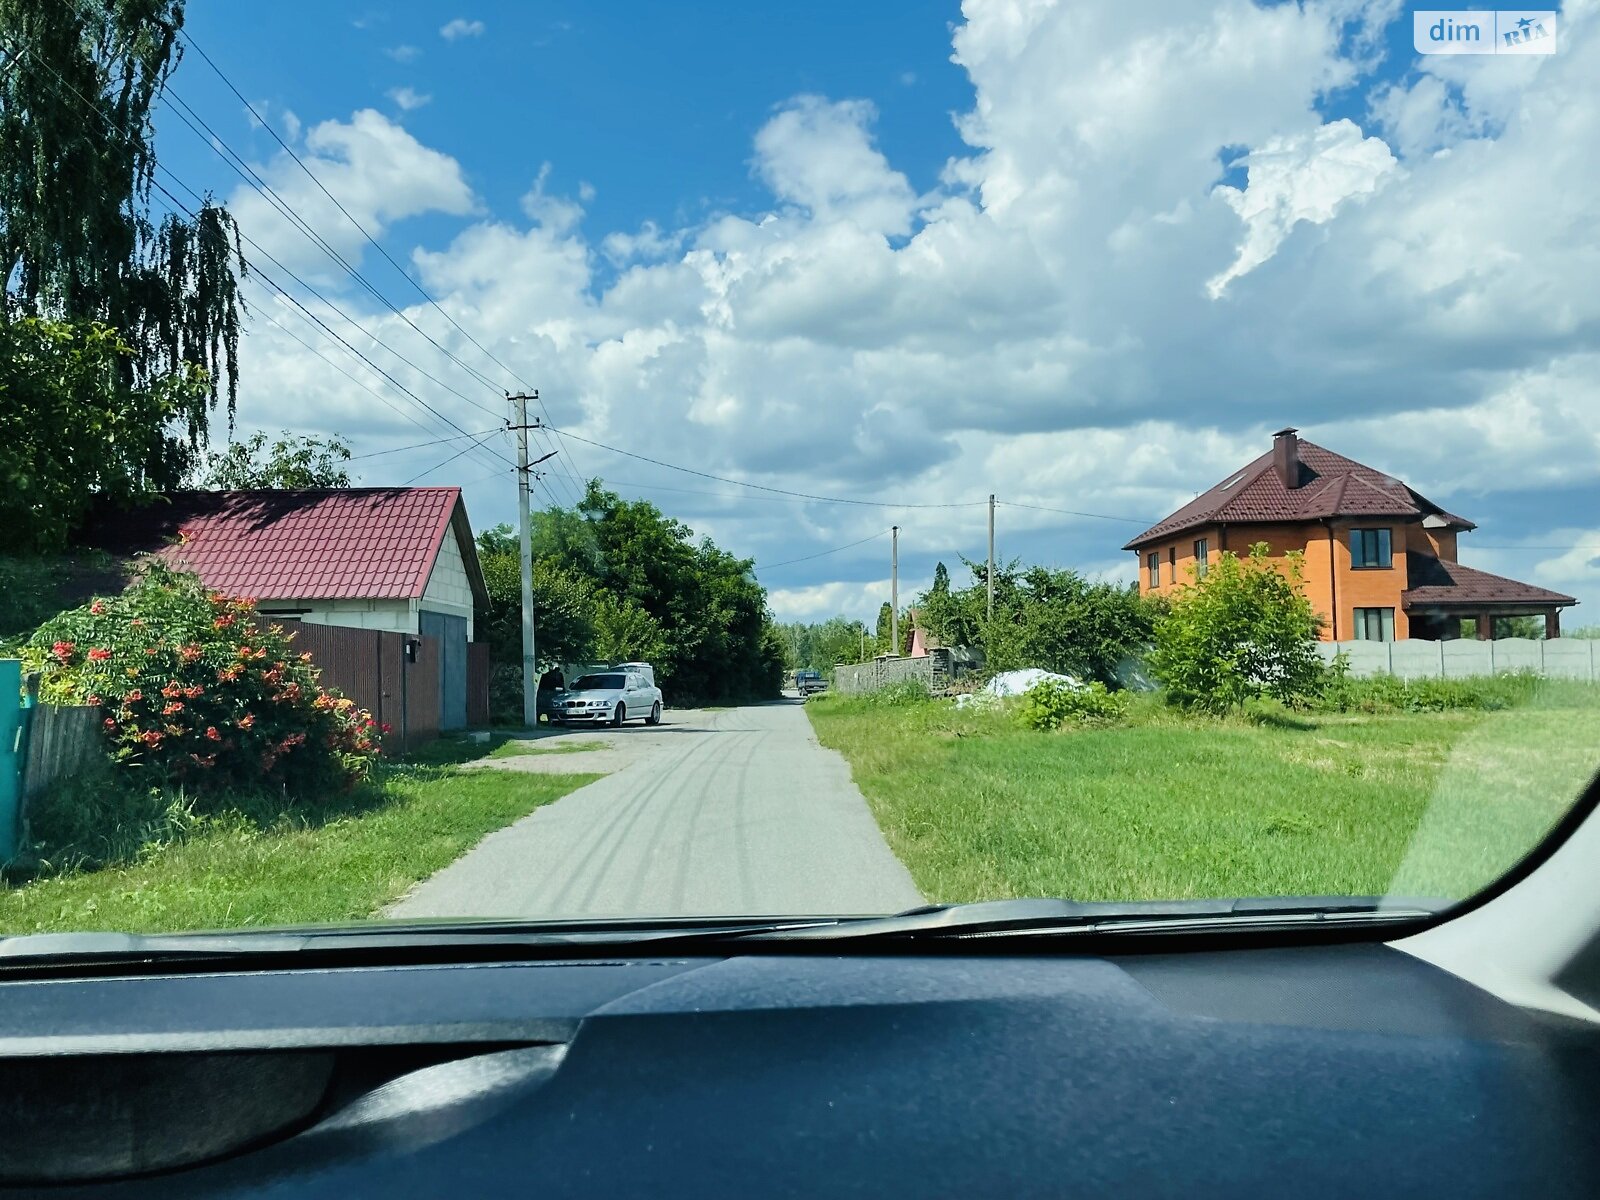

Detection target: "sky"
[154, 0, 1600, 627]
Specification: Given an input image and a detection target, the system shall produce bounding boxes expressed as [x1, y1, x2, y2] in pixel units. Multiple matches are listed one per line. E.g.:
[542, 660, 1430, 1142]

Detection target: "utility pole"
[987, 494, 996, 622]
[890, 525, 899, 655]
[510, 393, 538, 727]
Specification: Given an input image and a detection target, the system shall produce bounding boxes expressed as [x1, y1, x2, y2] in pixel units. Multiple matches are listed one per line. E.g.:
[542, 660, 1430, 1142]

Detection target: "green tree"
[0, 317, 205, 552]
[874, 602, 894, 655]
[1147, 543, 1325, 712]
[1, 0, 247, 442]
[195, 431, 353, 490]
[475, 527, 596, 671]
[591, 591, 668, 664]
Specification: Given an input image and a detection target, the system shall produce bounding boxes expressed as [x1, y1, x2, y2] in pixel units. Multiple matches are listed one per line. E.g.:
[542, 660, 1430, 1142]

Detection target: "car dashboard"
[1, 941, 1597, 1196]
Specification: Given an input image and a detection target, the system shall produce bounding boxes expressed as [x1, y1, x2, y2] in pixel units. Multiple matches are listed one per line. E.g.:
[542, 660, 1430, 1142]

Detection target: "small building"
[84, 488, 489, 727]
[1123, 429, 1577, 641]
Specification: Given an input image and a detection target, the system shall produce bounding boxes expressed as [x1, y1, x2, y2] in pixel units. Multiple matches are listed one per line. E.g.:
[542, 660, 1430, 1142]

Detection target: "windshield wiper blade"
[0, 897, 1446, 968]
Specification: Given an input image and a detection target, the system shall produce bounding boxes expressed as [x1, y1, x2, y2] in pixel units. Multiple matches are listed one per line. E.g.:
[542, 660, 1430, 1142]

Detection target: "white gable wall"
[420, 520, 475, 640]
[257, 597, 418, 633]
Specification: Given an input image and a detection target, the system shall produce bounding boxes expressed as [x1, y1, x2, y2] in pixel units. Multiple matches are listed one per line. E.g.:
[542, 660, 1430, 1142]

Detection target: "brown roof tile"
[1402, 554, 1576, 609]
[1124, 437, 1475, 550]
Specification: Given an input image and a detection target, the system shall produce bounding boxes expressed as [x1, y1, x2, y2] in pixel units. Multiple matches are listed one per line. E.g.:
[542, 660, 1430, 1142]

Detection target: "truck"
[795, 669, 828, 696]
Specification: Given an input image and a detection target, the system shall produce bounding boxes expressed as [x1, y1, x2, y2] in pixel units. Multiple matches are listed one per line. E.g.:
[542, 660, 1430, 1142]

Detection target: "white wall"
[421, 522, 475, 639]
[1317, 638, 1599, 681]
[258, 597, 417, 634]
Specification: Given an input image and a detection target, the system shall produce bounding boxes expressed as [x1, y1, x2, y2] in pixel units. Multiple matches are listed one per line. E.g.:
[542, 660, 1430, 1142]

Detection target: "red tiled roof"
[1403, 553, 1577, 609]
[85, 489, 475, 602]
[1123, 438, 1476, 550]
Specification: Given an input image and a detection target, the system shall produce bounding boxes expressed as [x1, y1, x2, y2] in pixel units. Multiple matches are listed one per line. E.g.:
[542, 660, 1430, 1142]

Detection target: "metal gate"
[420, 610, 469, 730]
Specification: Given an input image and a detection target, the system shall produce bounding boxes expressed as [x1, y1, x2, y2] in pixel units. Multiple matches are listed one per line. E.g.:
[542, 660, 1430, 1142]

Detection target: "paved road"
[387, 701, 924, 920]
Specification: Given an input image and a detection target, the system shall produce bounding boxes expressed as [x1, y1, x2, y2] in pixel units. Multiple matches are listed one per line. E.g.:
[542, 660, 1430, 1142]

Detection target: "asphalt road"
[387, 700, 924, 920]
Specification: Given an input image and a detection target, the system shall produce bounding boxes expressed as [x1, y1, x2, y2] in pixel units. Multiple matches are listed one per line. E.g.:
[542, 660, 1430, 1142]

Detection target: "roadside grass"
[806, 682, 1600, 905]
[0, 744, 600, 935]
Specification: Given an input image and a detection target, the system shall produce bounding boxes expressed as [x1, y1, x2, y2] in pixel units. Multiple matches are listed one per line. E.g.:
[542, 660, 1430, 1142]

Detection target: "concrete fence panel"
[1325, 638, 1597, 682]
[1389, 640, 1444, 681]
[1542, 639, 1597, 680]
[1491, 637, 1541, 674]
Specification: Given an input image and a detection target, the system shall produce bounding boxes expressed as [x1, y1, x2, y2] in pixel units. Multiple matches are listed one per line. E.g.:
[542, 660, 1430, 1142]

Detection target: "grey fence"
[833, 654, 947, 696]
[1316, 637, 1599, 681]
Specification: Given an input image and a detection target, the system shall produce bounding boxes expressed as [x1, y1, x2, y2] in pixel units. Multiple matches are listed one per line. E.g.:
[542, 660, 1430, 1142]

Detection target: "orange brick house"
[1123, 429, 1577, 641]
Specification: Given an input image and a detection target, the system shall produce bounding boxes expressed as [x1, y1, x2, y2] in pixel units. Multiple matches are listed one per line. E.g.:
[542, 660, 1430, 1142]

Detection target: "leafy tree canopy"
[0, 317, 204, 552]
[0, 0, 247, 498]
[474, 483, 785, 705]
[195, 431, 353, 490]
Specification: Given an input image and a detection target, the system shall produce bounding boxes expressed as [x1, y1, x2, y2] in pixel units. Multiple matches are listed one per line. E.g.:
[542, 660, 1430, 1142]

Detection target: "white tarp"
[955, 668, 1083, 707]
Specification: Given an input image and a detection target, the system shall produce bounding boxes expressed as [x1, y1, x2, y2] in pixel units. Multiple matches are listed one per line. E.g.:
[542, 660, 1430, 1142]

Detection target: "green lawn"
[806, 687, 1600, 905]
[0, 747, 600, 935]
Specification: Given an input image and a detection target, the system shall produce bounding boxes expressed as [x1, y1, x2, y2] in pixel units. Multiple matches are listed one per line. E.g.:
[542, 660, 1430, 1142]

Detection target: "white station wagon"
[553, 665, 663, 727]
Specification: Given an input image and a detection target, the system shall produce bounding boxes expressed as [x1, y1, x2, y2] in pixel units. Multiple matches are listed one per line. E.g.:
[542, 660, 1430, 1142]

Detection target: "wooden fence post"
[0, 661, 24, 862]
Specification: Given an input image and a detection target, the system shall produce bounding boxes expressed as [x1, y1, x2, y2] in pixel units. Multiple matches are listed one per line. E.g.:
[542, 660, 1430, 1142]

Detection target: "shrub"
[1019, 679, 1130, 730]
[1313, 669, 1541, 714]
[863, 679, 932, 708]
[19, 562, 382, 797]
[1148, 544, 1324, 712]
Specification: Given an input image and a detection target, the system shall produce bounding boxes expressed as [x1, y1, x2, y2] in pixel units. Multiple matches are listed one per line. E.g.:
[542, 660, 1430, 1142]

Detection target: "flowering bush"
[21, 562, 384, 797]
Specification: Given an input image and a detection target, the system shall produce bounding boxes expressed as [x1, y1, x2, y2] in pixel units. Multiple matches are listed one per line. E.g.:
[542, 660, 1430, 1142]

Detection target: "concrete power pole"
[890, 525, 900, 654]
[511, 393, 537, 728]
[987, 494, 996, 622]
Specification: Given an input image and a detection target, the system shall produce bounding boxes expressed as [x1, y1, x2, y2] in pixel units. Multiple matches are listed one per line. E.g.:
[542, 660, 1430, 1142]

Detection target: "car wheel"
[647, 701, 661, 726]
[611, 703, 625, 727]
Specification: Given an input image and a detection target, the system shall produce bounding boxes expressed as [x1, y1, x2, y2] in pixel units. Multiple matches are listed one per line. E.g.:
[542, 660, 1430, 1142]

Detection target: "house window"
[1354, 607, 1395, 642]
[1193, 538, 1208, 579]
[1350, 528, 1392, 568]
[1147, 552, 1159, 588]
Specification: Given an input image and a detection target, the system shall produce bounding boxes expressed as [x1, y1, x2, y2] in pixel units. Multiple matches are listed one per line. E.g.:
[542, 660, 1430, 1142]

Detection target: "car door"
[623, 678, 641, 718]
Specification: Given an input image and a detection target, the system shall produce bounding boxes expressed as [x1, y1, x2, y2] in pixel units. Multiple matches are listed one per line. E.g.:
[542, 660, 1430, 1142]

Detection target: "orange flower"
[85, 694, 103, 706]
[139, 729, 163, 746]
[87, 647, 112, 661]
[51, 641, 75, 662]
[238, 713, 256, 730]
[179, 644, 203, 662]
[204, 726, 222, 742]
[124, 689, 143, 703]
[213, 614, 236, 629]
[89, 600, 106, 615]
[183, 684, 205, 698]
[162, 701, 184, 716]
[103, 717, 118, 731]
[161, 681, 183, 698]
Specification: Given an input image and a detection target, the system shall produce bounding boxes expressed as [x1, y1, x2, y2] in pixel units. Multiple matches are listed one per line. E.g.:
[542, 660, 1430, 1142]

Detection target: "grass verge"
[806, 683, 1600, 905]
[489, 738, 608, 758]
[0, 739, 600, 935]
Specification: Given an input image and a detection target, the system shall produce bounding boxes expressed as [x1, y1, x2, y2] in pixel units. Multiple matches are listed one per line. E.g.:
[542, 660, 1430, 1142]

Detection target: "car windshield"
[1, 1, 1596, 946]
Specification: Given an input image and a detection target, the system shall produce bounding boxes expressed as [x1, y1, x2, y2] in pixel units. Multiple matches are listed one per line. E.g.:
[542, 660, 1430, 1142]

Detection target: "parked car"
[795, 669, 827, 696]
[553, 668, 663, 726]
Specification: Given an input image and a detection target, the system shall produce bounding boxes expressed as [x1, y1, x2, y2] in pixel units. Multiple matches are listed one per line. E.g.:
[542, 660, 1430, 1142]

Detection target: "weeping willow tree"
[0, 0, 246, 480]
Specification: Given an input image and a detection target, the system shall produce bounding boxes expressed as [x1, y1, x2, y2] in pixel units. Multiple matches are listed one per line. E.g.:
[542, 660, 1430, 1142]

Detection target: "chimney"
[1273, 427, 1300, 489]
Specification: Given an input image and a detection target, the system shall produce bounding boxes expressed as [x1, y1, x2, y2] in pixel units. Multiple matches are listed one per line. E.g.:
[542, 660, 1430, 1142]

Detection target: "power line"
[175, 27, 592, 502]
[998, 500, 1156, 526]
[346, 427, 502, 461]
[403, 429, 502, 486]
[18, 42, 517, 487]
[548, 427, 988, 510]
[753, 529, 894, 572]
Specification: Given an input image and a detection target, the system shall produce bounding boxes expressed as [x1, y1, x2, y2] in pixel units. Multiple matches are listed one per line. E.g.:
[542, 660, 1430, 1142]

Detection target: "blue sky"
[150, 2, 1600, 628]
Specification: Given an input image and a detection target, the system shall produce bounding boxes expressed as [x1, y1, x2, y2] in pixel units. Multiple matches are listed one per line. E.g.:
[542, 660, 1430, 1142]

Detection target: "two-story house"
[1124, 429, 1576, 641]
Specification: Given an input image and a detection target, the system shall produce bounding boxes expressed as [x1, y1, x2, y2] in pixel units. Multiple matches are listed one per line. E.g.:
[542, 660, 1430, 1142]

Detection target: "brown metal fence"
[286, 624, 465, 754]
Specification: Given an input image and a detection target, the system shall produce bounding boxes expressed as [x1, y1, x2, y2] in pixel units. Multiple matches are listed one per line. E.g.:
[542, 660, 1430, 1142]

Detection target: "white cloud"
[227, 109, 477, 278]
[384, 44, 421, 62]
[767, 579, 892, 624]
[1207, 118, 1397, 297]
[439, 17, 485, 40]
[228, 0, 1600, 621]
[386, 86, 432, 112]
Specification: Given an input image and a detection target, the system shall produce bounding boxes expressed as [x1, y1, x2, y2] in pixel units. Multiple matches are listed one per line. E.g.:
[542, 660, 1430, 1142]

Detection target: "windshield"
[1, 1, 1596, 945]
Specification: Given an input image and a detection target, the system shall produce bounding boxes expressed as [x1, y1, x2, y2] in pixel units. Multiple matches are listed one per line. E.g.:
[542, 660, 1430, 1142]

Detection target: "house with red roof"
[1123, 429, 1576, 642]
[84, 487, 488, 727]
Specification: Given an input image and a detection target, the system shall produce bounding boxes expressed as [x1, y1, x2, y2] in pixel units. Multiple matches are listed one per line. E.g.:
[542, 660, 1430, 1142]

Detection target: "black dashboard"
[4, 943, 1598, 1196]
